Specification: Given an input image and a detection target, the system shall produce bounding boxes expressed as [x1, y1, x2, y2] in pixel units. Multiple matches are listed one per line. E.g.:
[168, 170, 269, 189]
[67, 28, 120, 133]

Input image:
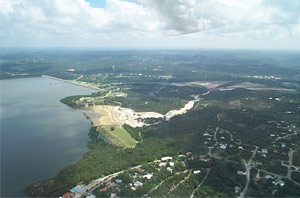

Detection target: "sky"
[0, 0, 299, 49]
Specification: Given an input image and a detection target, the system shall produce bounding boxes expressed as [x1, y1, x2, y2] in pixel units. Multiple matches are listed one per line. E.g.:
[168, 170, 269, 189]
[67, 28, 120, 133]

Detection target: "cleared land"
[83, 100, 195, 128]
[172, 81, 227, 89]
[99, 125, 137, 148]
[223, 82, 295, 91]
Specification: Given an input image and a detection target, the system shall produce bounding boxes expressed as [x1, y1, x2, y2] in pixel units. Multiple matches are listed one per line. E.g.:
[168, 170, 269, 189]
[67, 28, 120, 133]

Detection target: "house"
[201, 158, 211, 162]
[136, 167, 145, 173]
[265, 175, 273, 179]
[161, 156, 173, 161]
[193, 170, 201, 174]
[169, 162, 175, 167]
[234, 186, 241, 193]
[261, 154, 267, 158]
[115, 179, 123, 184]
[273, 180, 285, 187]
[134, 181, 143, 187]
[142, 173, 153, 179]
[277, 180, 285, 187]
[106, 182, 117, 189]
[62, 192, 75, 198]
[110, 193, 118, 198]
[261, 149, 268, 154]
[159, 162, 167, 167]
[71, 185, 86, 194]
[237, 171, 244, 175]
[100, 187, 108, 192]
[220, 144, 227, 150]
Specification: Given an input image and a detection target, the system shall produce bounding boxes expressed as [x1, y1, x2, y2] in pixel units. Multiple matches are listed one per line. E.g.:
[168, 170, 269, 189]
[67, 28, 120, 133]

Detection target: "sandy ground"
[83, 100, 196, 128]
[171, 81, 226, 89]
[221, 82, 295, 91]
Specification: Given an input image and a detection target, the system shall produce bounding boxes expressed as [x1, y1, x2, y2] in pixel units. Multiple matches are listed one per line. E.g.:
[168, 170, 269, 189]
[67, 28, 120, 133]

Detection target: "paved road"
[208, 127, 222, 160]
[287, 148, 294, 179]
[190, 168, 211, 198]
[239, 146, 258, 198]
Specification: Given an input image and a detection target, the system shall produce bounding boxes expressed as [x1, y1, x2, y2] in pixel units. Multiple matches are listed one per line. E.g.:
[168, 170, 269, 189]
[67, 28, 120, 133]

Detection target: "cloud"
[141, 0, 300, 37]
[0, 0, 299, 48]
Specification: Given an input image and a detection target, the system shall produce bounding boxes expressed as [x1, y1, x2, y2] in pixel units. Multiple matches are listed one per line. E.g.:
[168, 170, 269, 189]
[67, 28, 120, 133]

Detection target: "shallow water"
[0, 77, 94, 197]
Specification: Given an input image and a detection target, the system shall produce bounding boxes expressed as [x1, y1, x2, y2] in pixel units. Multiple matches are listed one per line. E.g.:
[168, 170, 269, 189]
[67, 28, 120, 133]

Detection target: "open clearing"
[222, 82, 295, 91]
[99, 125, 137, 148]
[171, 81, 227, 89]
[83, 100, 195, 128]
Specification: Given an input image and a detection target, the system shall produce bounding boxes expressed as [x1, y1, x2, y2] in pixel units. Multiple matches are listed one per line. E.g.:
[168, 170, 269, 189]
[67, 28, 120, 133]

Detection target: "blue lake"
[0, 77, 94, 197]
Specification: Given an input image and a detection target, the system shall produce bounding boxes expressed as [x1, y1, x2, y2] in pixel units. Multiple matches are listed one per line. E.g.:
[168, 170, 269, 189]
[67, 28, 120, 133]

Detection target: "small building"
[100, 187, 108, 192]
[261, 149, 268, 154]
[110, 193, 118, 198]
[234, 186, 241, 193]
[86, 195, 96, 198]
[237, 171, 244, 175]
[220, 144, 227, 150]
[169, 162, 175, 167]
[142, 173, 153, 179]
[277, 180, 285, 187]
[67, 68, 75, 72]
[201, 158, 211, 162]
[62, 192, 75, 198]
[161, 156, 173, 161]
[136, 167, 145, 173]
[193, 170, 201, 174]
[134, 181, 143, 188]
[178, 154, 186, 158]
[71, 185, 86, 194]
[167, 167, 173, 173]
[115, 179, 123, 184]
[106, 182, 117, 189]
[186, 152, 192, 157]
[273, 180, 285, 187]
[238, 146, 244, 150]
[265, 175, 273, 179]
[159, 162, 167, 167]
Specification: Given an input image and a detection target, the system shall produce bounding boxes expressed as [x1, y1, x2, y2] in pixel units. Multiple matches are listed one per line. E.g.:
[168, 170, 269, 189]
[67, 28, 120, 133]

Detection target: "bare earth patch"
[83, 100, 196, 128]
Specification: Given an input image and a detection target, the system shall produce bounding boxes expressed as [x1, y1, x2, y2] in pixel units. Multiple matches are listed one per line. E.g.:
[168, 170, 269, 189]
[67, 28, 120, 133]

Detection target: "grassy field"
[101, 125, 137, 148]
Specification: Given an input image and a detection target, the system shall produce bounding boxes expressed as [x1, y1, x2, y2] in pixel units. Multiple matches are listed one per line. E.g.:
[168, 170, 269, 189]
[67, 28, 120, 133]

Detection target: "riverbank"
[42, 75, 104, 92]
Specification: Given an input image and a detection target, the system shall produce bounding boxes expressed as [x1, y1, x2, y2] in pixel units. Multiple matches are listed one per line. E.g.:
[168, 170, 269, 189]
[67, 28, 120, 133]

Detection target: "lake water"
[0, 77, 94, 197]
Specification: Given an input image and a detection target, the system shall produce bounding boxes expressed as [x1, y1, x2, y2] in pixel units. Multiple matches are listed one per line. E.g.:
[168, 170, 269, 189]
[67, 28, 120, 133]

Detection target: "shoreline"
[41, 75, 104, 92]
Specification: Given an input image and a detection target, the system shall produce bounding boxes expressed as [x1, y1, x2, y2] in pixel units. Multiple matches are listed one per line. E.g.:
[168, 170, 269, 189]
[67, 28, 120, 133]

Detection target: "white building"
[142, 173, 153, 179]
[193, 170, 201, 174]
[161, 156, 173, 161]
